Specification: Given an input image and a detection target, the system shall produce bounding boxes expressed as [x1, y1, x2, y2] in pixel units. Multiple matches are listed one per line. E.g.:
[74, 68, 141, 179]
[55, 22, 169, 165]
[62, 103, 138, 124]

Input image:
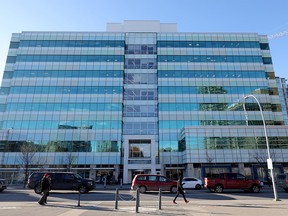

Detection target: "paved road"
[0, 185, 288, 216]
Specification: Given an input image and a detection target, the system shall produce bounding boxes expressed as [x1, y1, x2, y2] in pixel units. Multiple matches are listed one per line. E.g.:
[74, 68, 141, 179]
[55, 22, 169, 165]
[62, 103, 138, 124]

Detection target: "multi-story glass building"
[1, 20, 288, 184]
[276, 77, 288, 125]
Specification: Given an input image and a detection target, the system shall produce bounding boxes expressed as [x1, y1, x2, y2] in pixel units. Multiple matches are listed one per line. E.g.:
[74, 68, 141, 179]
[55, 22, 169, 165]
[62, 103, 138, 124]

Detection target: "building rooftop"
[106, 20, 177, 32]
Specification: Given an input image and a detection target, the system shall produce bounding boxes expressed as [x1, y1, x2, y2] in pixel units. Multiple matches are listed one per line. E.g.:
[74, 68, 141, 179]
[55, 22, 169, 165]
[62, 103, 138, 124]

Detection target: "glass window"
[19, 40, 124, 47]
[147, 175, 157, 181]
[16, 55, 124, 62]
[124, 73, 157, 84]
[129, 139, 151, 158]
[159, 176, 168, 182]
[260, 43, 270, 50]
[6, 56, 16, 63]
[157, 41, 259, 48]
[263, 57, 272, 64]
[9, 42, 20, 49]
[125, 44, 156, 54]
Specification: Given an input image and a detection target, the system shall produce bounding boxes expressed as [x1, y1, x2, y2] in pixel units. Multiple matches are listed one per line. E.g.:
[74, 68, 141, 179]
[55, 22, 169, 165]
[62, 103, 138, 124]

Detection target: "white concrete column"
[186, 163, 195, 177]
[123, 167, 129, 184]
[114, 164, 120, 182]
[89, 165, 96, 180]
[238, 163, 245, 175]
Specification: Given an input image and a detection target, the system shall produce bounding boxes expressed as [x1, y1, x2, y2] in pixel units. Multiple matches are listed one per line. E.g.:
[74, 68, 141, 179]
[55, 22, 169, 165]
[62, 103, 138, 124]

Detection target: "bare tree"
[249, 149, 275, 185]
[63, 152, 77, 172]
[18, 143, 37, 188]
[205, 149, 214, 177]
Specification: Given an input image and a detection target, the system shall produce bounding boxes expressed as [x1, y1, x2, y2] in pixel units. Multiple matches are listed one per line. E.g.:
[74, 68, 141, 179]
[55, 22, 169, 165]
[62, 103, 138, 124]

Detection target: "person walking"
[173, 175, 189, 204]
[38, 173, 51, 205]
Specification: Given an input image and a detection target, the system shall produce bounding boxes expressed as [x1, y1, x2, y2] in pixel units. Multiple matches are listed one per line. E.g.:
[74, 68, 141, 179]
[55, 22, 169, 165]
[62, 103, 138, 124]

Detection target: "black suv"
[28, 172, 95, 194]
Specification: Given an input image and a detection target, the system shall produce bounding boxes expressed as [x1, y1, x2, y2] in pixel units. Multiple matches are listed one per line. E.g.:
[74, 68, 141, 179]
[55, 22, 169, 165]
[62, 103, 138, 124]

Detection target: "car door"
[157, 176, 171, 191]
[62, 173, 79, 190]
[147, 175, 158, 191]
[51, 173, 64, 189]
[225, 173, 237, 189]
[235, 173, 247, 189]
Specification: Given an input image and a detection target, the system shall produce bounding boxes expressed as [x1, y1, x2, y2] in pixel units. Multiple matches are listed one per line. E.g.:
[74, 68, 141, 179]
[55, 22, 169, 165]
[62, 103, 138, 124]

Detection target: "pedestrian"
[38, 173, 51, 205]
[173, 175, 189, 204]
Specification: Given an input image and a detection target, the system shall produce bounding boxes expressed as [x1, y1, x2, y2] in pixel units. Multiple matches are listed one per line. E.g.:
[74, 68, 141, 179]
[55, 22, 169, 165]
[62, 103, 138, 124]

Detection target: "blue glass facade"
[0, 21, 288, 184]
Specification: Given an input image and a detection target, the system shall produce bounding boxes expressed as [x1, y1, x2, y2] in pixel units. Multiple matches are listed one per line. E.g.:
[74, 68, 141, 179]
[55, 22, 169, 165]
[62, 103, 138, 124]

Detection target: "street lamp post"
[243, 94, 279, 201]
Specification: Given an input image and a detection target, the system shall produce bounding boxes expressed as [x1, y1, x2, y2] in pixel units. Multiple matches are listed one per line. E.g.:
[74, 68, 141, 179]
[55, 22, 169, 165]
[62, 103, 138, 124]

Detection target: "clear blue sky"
[0, 0, 287, 83]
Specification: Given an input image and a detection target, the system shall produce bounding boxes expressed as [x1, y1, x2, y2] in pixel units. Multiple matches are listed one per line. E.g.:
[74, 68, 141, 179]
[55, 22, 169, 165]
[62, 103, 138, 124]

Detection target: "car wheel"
[79, 185, 88, 194]
[195, 184, 202, 190]
[34, 184, 42, 194]
[0, 189, 3, 192]
[138, 185, 147, 193]
[250, 185, 260, 193]
[170, 186, 177, 193]
[214, 185, 223, 193]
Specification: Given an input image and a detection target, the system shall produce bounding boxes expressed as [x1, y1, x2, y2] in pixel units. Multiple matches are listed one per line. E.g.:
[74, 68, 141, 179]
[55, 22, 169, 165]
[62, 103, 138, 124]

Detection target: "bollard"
[120, 178, 123, 189]
[115, 188, 119, 209]
[136, 188, 140, 213]
[77, 191, 81, 207]
[158, 188, 162, 210]
[104, 178, 107, 188]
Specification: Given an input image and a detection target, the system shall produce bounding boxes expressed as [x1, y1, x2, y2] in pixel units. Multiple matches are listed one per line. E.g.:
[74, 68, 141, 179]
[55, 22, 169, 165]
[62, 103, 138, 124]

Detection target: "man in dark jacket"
[38, 173, 51, 205]
[173, 175, 189, 204]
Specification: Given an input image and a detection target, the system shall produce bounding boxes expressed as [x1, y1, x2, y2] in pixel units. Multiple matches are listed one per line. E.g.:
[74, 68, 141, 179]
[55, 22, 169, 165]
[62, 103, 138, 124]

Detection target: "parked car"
[182, 177, 203, 189]
[277, 173, 288, 192]
[0, 178, 7, 192]
[27, 172, 95, 194]
[204, 172, 261, 193]
[131, 174, 177, 193]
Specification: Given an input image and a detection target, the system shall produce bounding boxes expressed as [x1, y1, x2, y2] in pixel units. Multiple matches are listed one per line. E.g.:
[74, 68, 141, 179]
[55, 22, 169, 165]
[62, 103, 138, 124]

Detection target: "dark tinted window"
[263, 57, 272, 64]
[260, 43, 269, 50]
[9, 42, 20, 49]
[31, 172, 46, 179]
[236, 174, 245, 179]
[159, 176, 168, 182]
[225, 173, 237, 179]
[137, 175, 147, 181]
[277, 174, 287, 180]
[53, 173, 64, 180]
[6, 56, 16, 63]
[64, 173, 75, 181]
[147, 175, 157, 181]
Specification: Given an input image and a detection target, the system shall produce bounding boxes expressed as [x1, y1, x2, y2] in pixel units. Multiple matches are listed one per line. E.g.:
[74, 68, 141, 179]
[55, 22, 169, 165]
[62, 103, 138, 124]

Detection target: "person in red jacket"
[38, 173, 51, 205]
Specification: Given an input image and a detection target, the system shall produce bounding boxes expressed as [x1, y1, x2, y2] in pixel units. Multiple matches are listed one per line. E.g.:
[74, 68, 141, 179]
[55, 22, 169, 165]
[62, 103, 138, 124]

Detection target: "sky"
[0, 0, 287, 84]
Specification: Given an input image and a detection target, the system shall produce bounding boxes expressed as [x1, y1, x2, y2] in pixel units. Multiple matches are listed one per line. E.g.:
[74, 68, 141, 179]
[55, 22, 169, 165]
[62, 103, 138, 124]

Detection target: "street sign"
[267, 158, 273, 170]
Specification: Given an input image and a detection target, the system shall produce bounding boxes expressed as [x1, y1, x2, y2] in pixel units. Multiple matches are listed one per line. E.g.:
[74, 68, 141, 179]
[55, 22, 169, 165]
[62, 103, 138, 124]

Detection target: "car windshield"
[74, 173, 83, 179]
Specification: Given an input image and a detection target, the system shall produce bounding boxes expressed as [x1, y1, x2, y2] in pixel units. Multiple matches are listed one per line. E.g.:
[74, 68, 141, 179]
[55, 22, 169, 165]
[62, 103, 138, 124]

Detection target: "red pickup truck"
[204, 173, 261, 193]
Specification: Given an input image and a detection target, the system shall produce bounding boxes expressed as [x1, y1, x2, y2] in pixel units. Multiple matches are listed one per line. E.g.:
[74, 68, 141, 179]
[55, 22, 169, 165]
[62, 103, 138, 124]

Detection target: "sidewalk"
[2, 184, 288, 216]
[1, 196, 287, 216]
